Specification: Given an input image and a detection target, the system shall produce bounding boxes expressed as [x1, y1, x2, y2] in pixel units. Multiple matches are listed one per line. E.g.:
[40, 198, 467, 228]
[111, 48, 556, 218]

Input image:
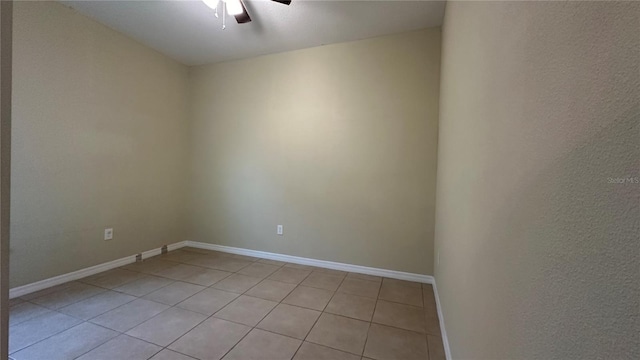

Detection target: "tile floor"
[9, 247, 446, 360]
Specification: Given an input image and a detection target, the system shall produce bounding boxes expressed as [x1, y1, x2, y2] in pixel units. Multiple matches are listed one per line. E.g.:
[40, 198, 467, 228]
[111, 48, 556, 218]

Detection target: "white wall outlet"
[277, 225, 283, 235]
[104, 228, 113, 241]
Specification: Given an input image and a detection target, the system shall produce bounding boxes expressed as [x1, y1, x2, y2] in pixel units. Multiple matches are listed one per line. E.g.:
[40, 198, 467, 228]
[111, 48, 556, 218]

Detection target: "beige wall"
[189, 29, 441, 275]
[11, 2, 190, 287]
[435, 1, 639, 359]
[1, 1, 13, 356]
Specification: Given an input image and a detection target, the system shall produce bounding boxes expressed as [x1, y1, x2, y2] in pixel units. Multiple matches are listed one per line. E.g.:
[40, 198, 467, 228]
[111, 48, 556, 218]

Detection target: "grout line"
[213, 318, 253, 359]
[288, 270, 342, 359]
[152, 306, 212, 352]
[10, 320, 89, 356]
[166, 347, 200, 359]
[425, 332, 432, 360]
[69, 323, 136, 360]
[163, 259, 307, 358]
[59, 293, 139, 323]
[217, 263, 319, 359]
[8, 300, 55, 328]
[360, 278, 382, 358]
[298, 272, 347, 355]
[115, 277, 178, 298]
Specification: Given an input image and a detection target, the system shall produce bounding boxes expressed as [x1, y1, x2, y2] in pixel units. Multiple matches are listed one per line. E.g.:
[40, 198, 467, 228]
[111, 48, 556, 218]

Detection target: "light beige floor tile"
[282, 286, 334, 311]
[9, 302, 51, 326]
[378, 282, 423, 307]
[207, 257, 253, 272]
[122, 259, 180, 275]
[79, 269, 145, 289]
[214, 295, 278, 326]
[114, 275, 174, 297]
[182, 247, 224, 255]
[293, 342, 361, 360]
[301, 272, 345, 291]
[372, 300, 425, 333]
[423, 286, 438, 336]
[182, 255, 225, 269]
[180, 268, 232, 286]
[11, 322, 117, 360]
[284, 263, 315, 270]
[150, 349, 197, 360]
[423, 285, 438, 316]
[90, 298, 169, 332]
[229, 254, 260, 262]
[29, 282, 106, 309]
[222, 328, 301, 360]
[76, 334, 161, 360]
[427, 334, 446, 360]
[346, 273, 382, 283]
[19, 282, 74, 301]
[425, 308, 441, 336]
[337, 278, 380, 299]
[169, 317, 251, 360]
[363, 323, 427, 360]
[325, 293, 376, 321]
[9, 298, 25, 307]
[382, 278, 422, 289]
[268, 267, 312, 284]
[312, 268, 347, 276]
[59, 291, 136, 320]
[177, 288, 239, 315]
[9, 311, 82, 353]
[245, 279, 296, 302]
[258, 258, 286, 266]
[306, 313, 369, 355]
[143, 281, 205, 305]
[126, 307, 207, 346]
[212, 274, 263, 294]
[257, 303, 321, 339]
[147, 264, 182, 277]
[159, 250, 200, 263]
[238, 263, 280, 278]
[154, 264, 207, 281]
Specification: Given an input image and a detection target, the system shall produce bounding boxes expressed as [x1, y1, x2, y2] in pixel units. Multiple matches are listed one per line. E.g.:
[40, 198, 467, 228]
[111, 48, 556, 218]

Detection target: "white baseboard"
[185, 241, 434, 284]
[9, 241, 187, 299]
[140, 241, 187, 259]
[432, 280, 452, 360]
[167, 241, 187, 252]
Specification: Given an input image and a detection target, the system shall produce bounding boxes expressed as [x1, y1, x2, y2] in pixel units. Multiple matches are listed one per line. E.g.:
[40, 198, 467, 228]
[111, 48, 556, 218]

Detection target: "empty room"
[0, 0, 638, 359]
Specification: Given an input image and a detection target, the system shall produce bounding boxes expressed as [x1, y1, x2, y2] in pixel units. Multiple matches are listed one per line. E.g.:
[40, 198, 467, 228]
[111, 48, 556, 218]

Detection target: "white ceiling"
[59, 0, 445, 66]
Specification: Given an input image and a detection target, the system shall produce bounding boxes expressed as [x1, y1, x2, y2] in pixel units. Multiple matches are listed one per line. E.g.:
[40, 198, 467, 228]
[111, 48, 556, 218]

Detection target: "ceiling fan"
[202, 0, 291, 29]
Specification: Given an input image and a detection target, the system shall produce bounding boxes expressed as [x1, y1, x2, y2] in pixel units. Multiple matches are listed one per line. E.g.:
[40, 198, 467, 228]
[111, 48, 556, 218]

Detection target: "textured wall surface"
[11, 2, 190, 287]
[435, 1, 639, 358]
[189, 29, 441, 275]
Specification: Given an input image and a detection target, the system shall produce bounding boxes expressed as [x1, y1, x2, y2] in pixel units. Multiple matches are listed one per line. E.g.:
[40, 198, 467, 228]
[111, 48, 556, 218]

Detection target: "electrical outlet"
[277, 225, 283, 235]
[104, 228, 113, 241]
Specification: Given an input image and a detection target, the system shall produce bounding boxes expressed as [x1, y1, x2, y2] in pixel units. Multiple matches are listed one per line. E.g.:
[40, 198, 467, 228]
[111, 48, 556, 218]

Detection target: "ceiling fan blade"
[234, 0, 251, 23]
[272, 0, 292, 5]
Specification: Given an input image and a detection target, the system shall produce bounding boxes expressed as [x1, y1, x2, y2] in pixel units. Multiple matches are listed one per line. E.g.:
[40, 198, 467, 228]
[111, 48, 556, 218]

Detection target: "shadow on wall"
[483, 108, 639, 358]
